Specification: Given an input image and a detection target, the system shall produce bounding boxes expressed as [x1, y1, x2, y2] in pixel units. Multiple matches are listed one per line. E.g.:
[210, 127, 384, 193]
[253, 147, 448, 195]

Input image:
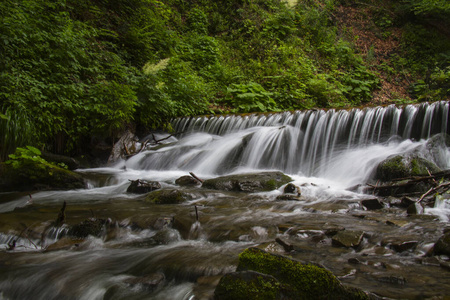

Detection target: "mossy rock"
[202, 172, 292, 193]
[145, 189, 193, 204]
[375, 154, 440, 182]
[0, 162, 85, 192]
[68, 218, 108, 238]
[214, 247, 370, 300]
[215, 270, 286, 300]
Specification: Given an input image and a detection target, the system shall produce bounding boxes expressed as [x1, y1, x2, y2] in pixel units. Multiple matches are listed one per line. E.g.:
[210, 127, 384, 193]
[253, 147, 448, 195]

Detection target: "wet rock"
[214, 270, 285, 300]
[391, 241, 418, 253]
[108, 129, 139, 164]
[145, 189, 193, 204]
[407, 202, 424, 215]
[385, 219, 410, 227]
[382, 235, 420, 253]
[127, 179, 161, 194]
[175, 175, 201, 186]
[124, 273, 165, 291]
[45, 237, 81, 252]
[152, 228, 181, 244]
[68, 218, 109, 238]
[434, 232, 450, 256]
[348, 258, 362, 265]
[215, 247, 371, 299]
[375, 275, 407, 285]
[323, 224, 345, 236]
[0, 161, 85, 192]
[361, 198, 384, 210]
[283, 183, 301, 195]
[332, 230, 364, 248]
[401, 197, 416, 208]
[275, 194, 302, 201]
[375, 154, 441, 182]
[202, 172, 292, 193]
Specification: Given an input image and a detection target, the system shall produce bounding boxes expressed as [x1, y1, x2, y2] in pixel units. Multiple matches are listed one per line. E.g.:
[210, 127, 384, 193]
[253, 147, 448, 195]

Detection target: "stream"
[1, 102, 450, 299]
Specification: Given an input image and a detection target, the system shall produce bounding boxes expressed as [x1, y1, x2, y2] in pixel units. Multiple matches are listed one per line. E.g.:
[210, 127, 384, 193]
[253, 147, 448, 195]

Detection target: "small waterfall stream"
[1, 102, 450, 299]
[127, 101, 450, 188]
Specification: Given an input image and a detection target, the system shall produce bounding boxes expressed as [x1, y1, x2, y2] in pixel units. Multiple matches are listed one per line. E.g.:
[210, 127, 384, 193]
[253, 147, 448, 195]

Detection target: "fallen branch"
[151, 132, 183, 145]
[189, 172, 204, 183]
[417, 182, 450, 203]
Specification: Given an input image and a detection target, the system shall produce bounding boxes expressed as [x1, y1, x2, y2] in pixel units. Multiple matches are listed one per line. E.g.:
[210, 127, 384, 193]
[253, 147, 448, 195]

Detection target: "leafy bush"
[225, 82, 278, 112]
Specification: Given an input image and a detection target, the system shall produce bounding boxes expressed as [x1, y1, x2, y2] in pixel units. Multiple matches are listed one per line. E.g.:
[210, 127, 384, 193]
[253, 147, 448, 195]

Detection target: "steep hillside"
[1, 0, 449, 158]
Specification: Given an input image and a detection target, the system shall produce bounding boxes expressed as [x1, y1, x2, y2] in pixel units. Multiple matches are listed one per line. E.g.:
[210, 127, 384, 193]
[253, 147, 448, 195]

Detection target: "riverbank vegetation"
[1, 0, 449, 160]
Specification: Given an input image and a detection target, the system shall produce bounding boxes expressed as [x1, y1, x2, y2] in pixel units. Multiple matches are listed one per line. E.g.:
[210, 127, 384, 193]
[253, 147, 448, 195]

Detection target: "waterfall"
[127, 101, 450, 187]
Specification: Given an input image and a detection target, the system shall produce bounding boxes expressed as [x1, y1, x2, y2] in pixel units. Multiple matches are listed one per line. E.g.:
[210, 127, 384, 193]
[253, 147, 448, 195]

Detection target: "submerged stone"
[202, 172, 292, 193]
[332, 230, 364, 248]
[214, 247, 371, 300]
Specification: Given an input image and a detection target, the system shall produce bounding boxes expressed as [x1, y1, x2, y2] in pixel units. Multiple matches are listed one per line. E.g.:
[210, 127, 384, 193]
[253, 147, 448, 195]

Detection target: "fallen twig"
[189, 172, 204, 183]
[417, 182, 450, 203]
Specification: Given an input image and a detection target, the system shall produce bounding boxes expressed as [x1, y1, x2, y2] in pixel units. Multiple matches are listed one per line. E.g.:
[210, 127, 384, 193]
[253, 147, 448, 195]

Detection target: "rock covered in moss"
[214, 247, 371, 300]
[375, 154, 440, 182]
[68, 218, 110, 238]
[0, 161, 85, 192]
[145, 189, 193, 204]
[202, 172, 292, 193]
[215, 270, 285, 300]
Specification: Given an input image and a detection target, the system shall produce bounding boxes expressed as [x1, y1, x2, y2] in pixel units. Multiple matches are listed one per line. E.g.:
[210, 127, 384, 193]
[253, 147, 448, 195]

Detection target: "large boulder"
[214, 247, 371, 300]
[0, 162, 85, 192]
[202, 172, 292, 193]
[375, 154, 441, 182]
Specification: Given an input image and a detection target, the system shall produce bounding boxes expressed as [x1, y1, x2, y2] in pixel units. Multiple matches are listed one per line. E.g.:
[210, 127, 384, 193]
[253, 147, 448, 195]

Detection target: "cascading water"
[127, 101, 450, 187]
[1, 101, 450, 300]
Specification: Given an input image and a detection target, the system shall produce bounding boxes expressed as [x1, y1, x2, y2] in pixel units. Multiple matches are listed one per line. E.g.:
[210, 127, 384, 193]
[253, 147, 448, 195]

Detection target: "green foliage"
[1, 0, 449, 158]
[6, 146, 51, 170]
[225, 82, 278, 112]
[407, 0, 450, 17]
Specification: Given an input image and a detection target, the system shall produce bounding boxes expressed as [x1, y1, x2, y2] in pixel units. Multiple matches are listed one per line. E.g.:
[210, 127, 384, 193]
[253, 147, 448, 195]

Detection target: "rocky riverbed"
[0, 168, 449, 299]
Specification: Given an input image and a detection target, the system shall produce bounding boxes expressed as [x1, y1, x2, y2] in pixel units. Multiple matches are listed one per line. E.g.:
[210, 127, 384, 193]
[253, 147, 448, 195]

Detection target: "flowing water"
[1, 102, 450, 299]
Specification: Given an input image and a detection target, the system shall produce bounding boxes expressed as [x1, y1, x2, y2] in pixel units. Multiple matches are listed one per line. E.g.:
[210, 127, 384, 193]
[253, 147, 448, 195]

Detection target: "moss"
[375, 154, 440, 181]
[234, 248, 370, 300]
[145, 189, 192, 204]
[215, 271, 283, 300]
[0, 161, 85, 192]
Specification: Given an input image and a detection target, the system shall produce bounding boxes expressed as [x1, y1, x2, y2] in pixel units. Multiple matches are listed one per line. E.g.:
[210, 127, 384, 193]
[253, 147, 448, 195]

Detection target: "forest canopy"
[1, 0, 449, 159]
